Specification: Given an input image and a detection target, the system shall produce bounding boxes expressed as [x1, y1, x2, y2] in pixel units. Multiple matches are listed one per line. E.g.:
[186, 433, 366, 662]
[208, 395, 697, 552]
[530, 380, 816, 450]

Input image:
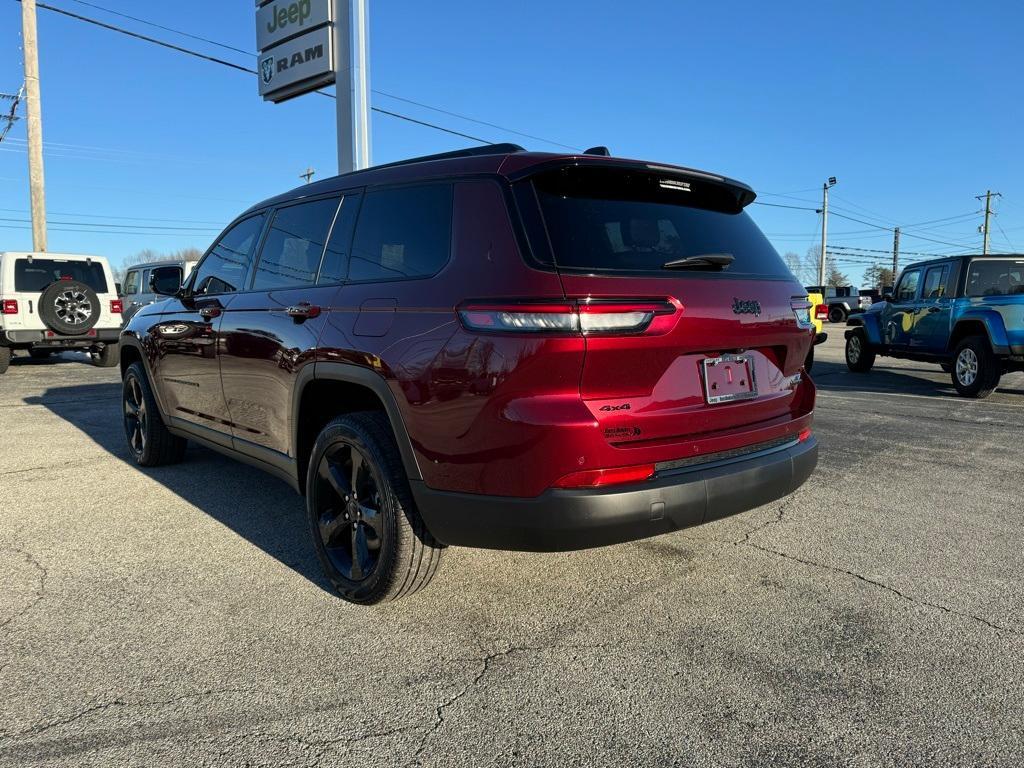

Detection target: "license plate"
[702, 354, 757, 404]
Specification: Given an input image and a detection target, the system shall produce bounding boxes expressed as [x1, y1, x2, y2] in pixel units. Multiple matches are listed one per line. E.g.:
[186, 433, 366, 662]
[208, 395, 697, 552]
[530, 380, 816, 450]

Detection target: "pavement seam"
[0, 545, 48, 634]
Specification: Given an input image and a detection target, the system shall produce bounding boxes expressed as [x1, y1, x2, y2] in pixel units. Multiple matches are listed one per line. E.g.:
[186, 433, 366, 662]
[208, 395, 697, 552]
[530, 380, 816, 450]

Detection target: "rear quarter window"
[526, 166, 792, 279]
[966, 259, 1024, 297]
[14, 259, 108, 293]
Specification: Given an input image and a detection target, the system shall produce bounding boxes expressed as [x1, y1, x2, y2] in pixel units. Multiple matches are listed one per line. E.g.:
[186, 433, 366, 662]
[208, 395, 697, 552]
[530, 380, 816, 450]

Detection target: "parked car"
[0, 251, 122, 373]
[118, 144, 819, 604]
[806, 285, 870, 323]
[121, 259, 198, 322]
[805, 290, 829, 371]
[845, 254, 1024, 397]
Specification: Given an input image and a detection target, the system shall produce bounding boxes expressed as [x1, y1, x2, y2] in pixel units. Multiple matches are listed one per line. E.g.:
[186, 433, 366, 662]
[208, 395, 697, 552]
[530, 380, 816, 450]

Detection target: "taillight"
[791, 298, 813, 329]
[814, 304, 828, 320]
[458, 299, 678, 335]
[1, 299, 17, 315]
[798, 428, 812, 442]
[110, 299, 123, 314]
[553, 463, 656, 489]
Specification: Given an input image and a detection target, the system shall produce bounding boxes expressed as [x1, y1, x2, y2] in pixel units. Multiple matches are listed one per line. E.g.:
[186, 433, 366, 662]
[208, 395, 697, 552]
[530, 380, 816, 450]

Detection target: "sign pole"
[333, 0, 370, 174]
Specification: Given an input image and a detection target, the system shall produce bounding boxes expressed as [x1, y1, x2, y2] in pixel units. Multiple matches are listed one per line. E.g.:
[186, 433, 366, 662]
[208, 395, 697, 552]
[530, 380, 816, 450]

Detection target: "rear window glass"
[529, 166, 791, 278]
[14, 258, 108, 293]
[966, 260, 1024, 297]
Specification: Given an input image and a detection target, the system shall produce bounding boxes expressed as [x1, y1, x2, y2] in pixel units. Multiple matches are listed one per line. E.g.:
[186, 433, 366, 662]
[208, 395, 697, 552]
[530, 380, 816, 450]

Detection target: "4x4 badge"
[732, 298, 761, 316]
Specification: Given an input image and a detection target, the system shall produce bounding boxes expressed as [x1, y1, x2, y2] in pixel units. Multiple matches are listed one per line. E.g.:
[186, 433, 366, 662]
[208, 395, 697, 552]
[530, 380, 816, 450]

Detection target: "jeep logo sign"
[256, 0, 331, 52]
[256, 0, 334, 103]
[732, 298, 762, 316]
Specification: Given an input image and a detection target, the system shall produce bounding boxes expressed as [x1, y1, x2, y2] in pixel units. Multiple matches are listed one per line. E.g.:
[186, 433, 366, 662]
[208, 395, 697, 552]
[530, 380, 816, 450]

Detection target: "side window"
[318, 193, 363, 284]
[349, 184, 453, 282]
[141, 269, 152, 293]
[252, 198, 341, 291]
[895, 269, 921, 302]
[922, 265, 950, 299]
[192, 214, 265, 295]
[123, 270, 140, 295]
[966, 260, 1024, 297]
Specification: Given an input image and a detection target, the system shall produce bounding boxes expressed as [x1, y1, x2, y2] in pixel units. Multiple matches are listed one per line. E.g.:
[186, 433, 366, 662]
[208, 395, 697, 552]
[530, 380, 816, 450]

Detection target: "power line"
[0, 215, 217, 231]
[0, 206, 225, 225]
[752, 201, 819, 211]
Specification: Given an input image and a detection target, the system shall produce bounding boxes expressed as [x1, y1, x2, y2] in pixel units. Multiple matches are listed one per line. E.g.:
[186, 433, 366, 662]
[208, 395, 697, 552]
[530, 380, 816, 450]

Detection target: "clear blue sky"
[2, 0, 1022, 286]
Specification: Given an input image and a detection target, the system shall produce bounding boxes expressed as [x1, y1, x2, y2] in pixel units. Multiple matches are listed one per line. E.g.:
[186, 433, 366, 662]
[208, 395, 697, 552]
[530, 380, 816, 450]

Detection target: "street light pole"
[333, 0, 371, 174]
[818, 177, 836, 287]
[21, 0, 47, 252]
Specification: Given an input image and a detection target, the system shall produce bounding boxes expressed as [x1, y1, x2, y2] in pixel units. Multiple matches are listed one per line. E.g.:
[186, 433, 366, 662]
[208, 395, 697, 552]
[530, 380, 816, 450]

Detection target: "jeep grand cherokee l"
[118, 144, 818, 604]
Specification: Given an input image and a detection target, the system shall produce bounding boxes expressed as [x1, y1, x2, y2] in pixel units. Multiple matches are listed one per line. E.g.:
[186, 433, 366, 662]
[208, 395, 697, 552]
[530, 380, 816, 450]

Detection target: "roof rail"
[367, 143, 526, 173]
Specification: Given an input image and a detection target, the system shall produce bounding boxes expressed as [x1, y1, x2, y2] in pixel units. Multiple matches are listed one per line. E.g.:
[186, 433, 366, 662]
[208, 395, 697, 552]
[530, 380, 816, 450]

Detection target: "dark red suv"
[119, 144, 818, 604]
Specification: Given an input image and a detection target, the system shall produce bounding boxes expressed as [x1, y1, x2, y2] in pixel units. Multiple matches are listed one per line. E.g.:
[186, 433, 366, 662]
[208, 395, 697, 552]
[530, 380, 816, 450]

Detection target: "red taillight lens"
[798, 428, 812, 442]
[1, 299, 17, 315]
[458, 299, 677, 335]
[110, 299, 123, 314]
[814, 304, 828, 320]
[553, 463, 656, 489]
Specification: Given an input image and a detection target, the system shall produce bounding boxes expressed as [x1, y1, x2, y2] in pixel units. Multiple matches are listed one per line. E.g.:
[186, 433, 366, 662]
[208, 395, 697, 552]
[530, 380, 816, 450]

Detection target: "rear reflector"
[553, 463, 656, 489]
[798, 428, 812, 442]
[110, 299, 123, 314]
[1, 299, 17, 315]
[458, 299, 677, 335]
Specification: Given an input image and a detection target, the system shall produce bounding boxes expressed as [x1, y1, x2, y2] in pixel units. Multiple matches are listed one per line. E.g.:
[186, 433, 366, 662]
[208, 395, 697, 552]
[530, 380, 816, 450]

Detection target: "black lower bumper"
[411, 436, 818, 552]
[2, 329, 120, 347]
[814, 332, 828, 345]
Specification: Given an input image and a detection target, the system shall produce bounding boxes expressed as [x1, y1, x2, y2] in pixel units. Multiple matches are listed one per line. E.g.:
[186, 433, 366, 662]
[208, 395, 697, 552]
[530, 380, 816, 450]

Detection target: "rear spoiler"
[502, 156, 757, 212]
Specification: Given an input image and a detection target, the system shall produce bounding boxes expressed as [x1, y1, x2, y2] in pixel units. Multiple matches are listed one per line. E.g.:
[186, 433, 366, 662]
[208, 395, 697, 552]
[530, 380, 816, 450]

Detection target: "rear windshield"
[528, 166, 791, 279]
[14, 258, 108, 293]
[965, 259, 1024, 297]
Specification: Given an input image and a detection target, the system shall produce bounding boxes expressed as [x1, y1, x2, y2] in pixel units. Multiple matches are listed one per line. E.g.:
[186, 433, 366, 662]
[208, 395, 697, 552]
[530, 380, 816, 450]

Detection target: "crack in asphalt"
[734, 512, 1023, 639]
[0, 545, 48, 633]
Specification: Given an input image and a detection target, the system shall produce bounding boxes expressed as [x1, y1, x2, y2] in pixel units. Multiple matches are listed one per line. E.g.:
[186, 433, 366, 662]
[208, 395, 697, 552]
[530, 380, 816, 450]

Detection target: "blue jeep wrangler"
[844, 254, 1024, 398]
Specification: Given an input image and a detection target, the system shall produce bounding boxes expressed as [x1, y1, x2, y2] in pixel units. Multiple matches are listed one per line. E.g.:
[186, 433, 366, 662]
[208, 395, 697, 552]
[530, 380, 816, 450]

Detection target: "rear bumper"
[2, 329, 120, 347]
[411, 435, 818, 552]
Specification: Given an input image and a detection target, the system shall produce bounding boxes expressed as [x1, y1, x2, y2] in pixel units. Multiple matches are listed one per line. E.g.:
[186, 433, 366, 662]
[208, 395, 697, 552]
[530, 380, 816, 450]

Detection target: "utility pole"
[333, 0, 371, 174]
[976, 190, 1001, 255]
[21, 0, 47, 252]
[891, 227, 900, 288]
[818, 176, 837, 287]
[300, 167, 316, 184]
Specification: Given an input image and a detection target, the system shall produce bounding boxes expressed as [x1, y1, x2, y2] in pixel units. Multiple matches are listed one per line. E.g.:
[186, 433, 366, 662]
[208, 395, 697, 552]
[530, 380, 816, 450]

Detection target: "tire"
[951, 336, 1001, 399]
[828, 305, 847, 324]
[306, 412, 443, 604]
[29, 349, 52, 359]
[93, 343, 121, 368]
[804, 344, 814, 373]
[845, 330, 876, 372]
[0, 347, 10, 374]
[38, 280, 101, 336]
[122, 362, 187, 466]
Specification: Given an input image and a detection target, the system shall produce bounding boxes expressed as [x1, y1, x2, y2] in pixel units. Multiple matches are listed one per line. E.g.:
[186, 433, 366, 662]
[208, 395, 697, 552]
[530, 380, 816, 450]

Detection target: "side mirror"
[149, 266, 183, 296]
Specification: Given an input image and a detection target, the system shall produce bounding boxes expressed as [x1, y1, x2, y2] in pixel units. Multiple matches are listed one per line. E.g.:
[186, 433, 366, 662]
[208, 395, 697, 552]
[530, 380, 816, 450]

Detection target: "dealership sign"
[256, 0, 334, 103]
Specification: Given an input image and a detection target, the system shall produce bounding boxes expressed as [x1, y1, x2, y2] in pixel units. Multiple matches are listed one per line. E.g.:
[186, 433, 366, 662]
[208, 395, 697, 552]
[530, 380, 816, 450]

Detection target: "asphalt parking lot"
[1, 334, 1022, 767]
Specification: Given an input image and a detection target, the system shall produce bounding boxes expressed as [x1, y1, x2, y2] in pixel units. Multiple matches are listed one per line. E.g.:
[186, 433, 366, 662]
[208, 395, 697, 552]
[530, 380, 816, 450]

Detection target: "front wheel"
[307, 412, 443, 604]
[0, 347, 10, 374]
[951, 336, 1000, 398]
[845, 331, 876, 372]
[123, 362, 187, 465]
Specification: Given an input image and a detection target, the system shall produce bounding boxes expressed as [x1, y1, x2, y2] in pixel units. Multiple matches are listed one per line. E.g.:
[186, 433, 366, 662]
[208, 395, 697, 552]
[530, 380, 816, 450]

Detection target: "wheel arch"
[292, 363, 422, 497]
[950, 311, 1010, 355]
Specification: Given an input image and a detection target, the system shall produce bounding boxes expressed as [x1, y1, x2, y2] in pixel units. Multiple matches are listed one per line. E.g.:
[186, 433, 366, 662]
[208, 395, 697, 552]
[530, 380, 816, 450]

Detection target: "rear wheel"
[951, 336, 1000, 398]
[93, 343, 120, 368]
[307, 412, 443, 604]
[122, 362, 187, 466]
[0, 347, 10, 374]
[828, 305, 847, 324]
[845, 330, 876, 372]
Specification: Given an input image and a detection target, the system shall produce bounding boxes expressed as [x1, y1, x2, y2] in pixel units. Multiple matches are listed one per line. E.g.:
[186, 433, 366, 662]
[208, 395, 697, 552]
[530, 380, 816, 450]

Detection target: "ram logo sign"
[256, 0, 334, 103]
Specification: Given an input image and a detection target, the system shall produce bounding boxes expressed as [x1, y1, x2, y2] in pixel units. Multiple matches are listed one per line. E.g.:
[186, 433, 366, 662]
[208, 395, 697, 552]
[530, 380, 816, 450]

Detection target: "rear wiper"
[662, 253, 734, 270]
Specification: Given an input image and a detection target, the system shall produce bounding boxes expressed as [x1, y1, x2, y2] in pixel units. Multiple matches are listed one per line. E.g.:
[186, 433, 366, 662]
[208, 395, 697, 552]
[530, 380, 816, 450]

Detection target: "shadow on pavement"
[25, 382, 334, 594]
[809, 359, 959, 398]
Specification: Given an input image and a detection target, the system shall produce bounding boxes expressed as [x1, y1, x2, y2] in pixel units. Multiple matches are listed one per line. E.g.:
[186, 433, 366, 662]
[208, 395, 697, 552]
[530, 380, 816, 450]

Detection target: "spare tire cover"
[38, 280, 101, 336]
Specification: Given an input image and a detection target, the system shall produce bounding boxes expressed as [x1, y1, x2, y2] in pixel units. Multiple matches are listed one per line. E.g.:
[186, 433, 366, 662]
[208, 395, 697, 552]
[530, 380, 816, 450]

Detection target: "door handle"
[286, 303, 321, 320]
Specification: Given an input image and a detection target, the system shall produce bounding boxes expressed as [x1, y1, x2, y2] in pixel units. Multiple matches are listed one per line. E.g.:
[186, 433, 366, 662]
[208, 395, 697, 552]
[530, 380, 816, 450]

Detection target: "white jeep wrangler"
[0, 252, 123, 374]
